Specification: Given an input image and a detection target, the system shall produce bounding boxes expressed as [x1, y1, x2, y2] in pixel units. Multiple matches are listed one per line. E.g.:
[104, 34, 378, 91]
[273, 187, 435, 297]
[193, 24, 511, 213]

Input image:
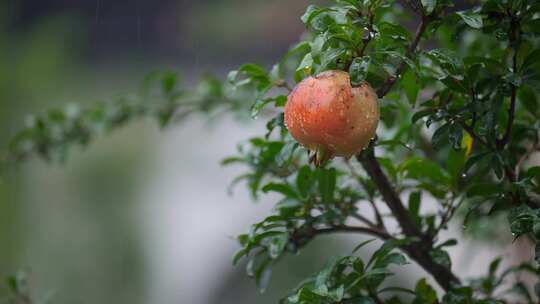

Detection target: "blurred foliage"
[4, 0, 540, 303]
[0, 2, 149, 304]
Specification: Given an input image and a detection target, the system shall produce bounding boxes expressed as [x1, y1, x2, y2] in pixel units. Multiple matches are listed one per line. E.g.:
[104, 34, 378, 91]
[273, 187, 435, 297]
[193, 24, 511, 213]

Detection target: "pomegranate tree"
[4, 0, 540, 303]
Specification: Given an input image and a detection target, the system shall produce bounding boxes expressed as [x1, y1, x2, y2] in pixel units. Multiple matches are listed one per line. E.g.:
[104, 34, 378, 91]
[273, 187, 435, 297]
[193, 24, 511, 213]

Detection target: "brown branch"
[356, 150, 420, 237]
[400, 0, 424, 15]
[351, 213, 379, 229]
[369, 199, 385, 229]
[496, 69, 517, 150]
[345, 159, 386, 229]
[349, 5, 463, 292]
[458, 120, 491, 149]
[401, 243, 460, 291]
[357, 12, 375, 58]
[433, 196, 465, 237]
[497, 16, 520, 150]
[357, 148, 461, 291]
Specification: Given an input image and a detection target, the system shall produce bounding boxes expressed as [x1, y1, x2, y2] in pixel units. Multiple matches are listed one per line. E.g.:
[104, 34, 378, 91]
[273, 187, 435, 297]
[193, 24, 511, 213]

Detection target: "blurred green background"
[0, 1, 503, 303]
[0, 1, 353, 303]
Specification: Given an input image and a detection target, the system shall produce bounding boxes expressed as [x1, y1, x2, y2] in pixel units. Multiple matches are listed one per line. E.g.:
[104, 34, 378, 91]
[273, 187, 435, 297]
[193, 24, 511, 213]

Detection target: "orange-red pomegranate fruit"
[284, 70, 379, 166]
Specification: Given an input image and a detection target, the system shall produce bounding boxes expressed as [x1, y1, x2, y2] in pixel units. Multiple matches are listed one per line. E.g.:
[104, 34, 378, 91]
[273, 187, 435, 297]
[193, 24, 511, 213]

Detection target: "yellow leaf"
[462, 133, 473, 157]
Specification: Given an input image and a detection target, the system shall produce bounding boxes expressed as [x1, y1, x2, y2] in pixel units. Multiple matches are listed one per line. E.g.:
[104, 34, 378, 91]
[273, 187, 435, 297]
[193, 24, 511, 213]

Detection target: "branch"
[351, 213, 379, 229]
[357, 12, 375, 58]
[351, 7, 465, 290]
[458, 120, 492, 149]
[496, 63, 518, 150]
[357, 149, 420, 237]
[399, 0, 424, 15]
[497, 16, 520, 150]
[345, 159, 386, 229]
[356, 148, 461, 291]
[313, 225, 392, 240]
[376, 15, 431, 98]
[433, 196, 465, 237]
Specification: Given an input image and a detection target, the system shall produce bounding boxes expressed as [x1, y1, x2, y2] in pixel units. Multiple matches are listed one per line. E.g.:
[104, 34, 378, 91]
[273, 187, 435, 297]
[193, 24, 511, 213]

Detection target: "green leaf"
[318, 168, 337, 203]
[301, 5, 323, 25]
[256, 261, 273, 293]
[436, 239, 458, 249]
[440, 76, 468, 93]
[456, 11, 483, 29]
[414, 278, 438, 304]
[250, 95, 287, 118]
[412, 109, 433, 123]
[446, 148, 466, 188]
[488, 257, 502, 276]
[429, 248, 452, 268]
[401, 69, 420, 106]
[421, 0, 437, 14]
[268, 233, 288, 259]
[295, 53, 314, 82]
[161, 71, 179, 94]
[296, 166, 316, 198]
[464, 151, 491, 172]
[400, 158, 451, 185]
[522, 49, 540, 71]
[373, 252, 408, 269]
[251, 98, 274, 119]
[349, 57, 371, 85]
[297, 53, 314, 73]
[239, 63, 269, 78]
[320, 48, 348, 71]
[424, 49, 463, 76]
[352, 239, 375, 254]
[490, 153, 505, 180]
[448, 124, 463, 150]
[233, 248, 249, 265]
[408, 191, 422, 226]
[508, 206, 535, 236]
[262, 183, 299, 199]
[518, 86, 538, 116]
[431, 123, 450, 149]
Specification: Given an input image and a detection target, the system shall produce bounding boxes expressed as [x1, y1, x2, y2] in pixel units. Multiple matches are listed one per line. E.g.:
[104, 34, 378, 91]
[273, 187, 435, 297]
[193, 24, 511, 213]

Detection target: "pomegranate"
[284, 70, 379, 166]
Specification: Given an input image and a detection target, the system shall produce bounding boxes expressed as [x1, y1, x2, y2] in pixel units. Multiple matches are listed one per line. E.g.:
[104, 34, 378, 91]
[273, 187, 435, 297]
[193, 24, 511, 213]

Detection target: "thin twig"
[497, 16, 521, 150]
[357, 12, 375, 58]
[345, 160, 386, 228]
[357, 149, 421, 237]
[376, 15, 431, 98]
[351, 213, 378, 228]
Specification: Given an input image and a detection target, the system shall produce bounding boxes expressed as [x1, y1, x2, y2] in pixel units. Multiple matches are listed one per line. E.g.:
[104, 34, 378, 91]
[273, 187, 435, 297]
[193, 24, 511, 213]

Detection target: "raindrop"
[461, 173, 467, 178]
